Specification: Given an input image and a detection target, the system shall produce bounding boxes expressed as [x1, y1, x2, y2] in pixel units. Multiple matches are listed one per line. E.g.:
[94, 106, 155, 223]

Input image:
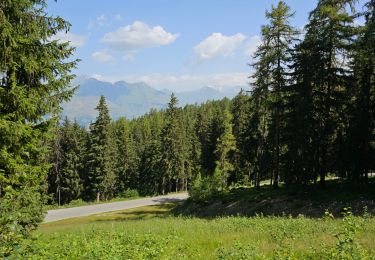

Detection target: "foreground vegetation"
[16, 203, 375, 259]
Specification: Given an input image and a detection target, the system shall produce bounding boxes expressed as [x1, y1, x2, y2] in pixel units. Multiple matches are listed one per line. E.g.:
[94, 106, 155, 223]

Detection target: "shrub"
[188, 169, 221, 202]
[119, 189, 139, 198]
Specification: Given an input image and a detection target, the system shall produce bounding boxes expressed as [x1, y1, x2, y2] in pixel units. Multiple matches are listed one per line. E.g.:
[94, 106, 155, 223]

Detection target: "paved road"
[44, 193, 188, 223]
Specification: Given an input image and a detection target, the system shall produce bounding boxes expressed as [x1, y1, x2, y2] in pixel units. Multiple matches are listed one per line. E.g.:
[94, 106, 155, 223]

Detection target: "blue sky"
[47, 1, 324, 91]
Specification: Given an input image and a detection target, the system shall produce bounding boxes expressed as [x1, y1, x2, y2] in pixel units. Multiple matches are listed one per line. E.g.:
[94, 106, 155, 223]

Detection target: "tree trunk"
[162, 177, 165, 195]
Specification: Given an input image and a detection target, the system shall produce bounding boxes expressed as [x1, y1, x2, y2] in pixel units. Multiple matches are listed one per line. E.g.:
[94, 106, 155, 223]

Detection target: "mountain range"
[62, 78, 244, 124]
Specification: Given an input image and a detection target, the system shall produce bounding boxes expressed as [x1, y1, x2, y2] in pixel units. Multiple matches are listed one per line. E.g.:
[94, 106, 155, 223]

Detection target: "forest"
[46, 0, 375, 205]
[1, 0, 375, 258]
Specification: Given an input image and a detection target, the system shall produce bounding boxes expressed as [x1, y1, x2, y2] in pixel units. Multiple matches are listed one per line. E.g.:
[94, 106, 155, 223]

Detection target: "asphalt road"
[44, 193, 188, 223]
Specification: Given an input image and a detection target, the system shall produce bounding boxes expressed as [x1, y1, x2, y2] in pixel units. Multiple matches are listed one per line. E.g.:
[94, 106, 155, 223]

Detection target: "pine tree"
[87, 96, 116, 201]
[138, 140, 162, 195]
[232, 90, 254, 183]
[283, 43, 316, 185]
[160, 93, 183, 194]
[47, 122, 64, 205]
[251, 1, 298, 188]
[214, 110, 236, 189]
[113, 118, 137, 193]
[301, 0, 357, 185]
[347, 0, 375, 180]
[59, 118, 85, 204]
[0, 0, 77, 255]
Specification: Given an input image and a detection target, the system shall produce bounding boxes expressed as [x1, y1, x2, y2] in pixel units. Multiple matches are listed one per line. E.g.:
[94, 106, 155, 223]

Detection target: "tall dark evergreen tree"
[113, 118, 137, 193]
[161, 93, 183, 194]
[47, 123, 64, 205]
[251, 1, 298, 188]
[300, 0, 357, 185]
[0, 0, 77, 255]
[87, 96, 116, 201]
[214, 109, 236, 189]
[347, 0, 375, 180]
[59, 118, 86, 204]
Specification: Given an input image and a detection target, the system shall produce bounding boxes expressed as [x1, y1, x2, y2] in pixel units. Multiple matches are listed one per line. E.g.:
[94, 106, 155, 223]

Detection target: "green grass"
[22, 201, 375, 259]
[20, 180, 375, 259]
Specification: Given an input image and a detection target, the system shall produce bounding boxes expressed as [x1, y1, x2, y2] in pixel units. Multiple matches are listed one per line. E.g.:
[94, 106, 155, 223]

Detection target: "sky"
[46, 0, 320, 91]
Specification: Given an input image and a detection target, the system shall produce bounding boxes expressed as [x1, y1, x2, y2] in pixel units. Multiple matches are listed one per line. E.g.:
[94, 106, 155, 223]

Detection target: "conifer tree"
[160, 93, 183, 193]
[87, 96, 116, 201]
[214, 110, 236, 189]
[347, 0, 375, 180]
[0, 0, 77, 255]
[47, 123, 64, 205]
[251, 1, 298, 188]
[59, 118, 85, 204]
[113, 118, 137, 193]
[301, 0, 357, 185]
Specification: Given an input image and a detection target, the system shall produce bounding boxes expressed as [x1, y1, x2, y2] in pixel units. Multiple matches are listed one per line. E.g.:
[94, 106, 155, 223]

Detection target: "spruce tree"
[47, 122, 64, 205]
[113, 118, 137, 193]
[0, 0, 77, 255]
[87, 96, 116, 201]
[59, 118, 85, 204]
[160, 93, 183, 193]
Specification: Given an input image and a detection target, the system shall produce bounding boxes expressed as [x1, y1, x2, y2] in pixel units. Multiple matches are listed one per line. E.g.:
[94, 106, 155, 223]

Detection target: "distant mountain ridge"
[62, 78, 242, 125]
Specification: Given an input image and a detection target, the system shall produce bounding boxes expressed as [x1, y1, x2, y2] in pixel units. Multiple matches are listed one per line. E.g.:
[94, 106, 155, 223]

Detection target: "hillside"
[174, 179, 375, 218]
[62, 78, 241, 124]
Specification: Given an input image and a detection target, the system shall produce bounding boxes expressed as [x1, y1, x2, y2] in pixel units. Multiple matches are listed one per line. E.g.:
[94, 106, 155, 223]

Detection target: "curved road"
[44, 193, 188, 223]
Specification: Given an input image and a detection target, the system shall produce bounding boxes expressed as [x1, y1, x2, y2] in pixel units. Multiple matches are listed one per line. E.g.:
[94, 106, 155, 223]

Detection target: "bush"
[67, 199, 85, 207]
[119, 189, 139, 198]
[188, 168, 221, 202]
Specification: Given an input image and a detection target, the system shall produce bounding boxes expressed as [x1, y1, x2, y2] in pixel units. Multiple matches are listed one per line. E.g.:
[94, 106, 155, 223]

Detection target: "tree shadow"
[151, 197, 186, 204]
[173, 179, 375, 219]
[92, 202, 180, 223]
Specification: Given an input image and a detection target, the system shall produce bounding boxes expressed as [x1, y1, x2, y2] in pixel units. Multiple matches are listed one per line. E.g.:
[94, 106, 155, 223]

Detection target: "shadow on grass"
[173, 178, 375, 219]
[92, 203, 180, 223]
[151, 197, 186, 203]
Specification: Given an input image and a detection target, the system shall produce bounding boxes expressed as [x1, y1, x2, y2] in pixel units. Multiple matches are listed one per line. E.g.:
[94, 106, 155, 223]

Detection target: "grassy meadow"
[24, 193, 375, 259]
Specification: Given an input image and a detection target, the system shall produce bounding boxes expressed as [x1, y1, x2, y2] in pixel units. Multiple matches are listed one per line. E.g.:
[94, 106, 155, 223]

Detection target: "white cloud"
[244, 35, 261, 57]
[192, 33, 246, 63]
[50, 31, 87, 48]
[88, 14, 108, 29]
[101, 21, 179, 52]
[91, 50, 115, 63]
[89, 72, 250, 91]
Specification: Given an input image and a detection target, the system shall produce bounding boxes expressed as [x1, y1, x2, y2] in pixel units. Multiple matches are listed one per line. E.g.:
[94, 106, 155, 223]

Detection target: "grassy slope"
[174, 179, 375, 218]
[25, 180, 375, 259]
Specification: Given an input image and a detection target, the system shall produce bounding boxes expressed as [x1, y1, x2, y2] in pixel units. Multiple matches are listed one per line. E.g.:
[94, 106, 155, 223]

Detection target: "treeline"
[47, 0, 375, 205]
[47, 95, 234, 204]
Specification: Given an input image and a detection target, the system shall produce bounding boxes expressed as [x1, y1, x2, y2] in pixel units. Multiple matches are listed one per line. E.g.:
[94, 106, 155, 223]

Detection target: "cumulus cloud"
[101, 21, 179, 52]
[91, 50, 115, 63]
[192, 33, 246, 63]
[50, 31, 87, 47]
[244, 35, 261, 57]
